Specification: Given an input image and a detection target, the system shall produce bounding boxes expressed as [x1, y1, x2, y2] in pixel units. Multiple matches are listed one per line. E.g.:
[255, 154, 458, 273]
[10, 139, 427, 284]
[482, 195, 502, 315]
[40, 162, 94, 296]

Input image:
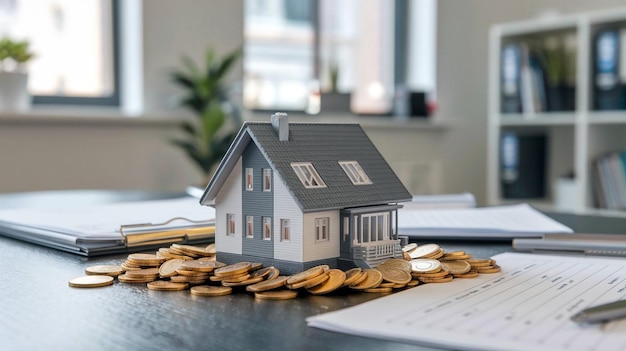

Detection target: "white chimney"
[271, 112, 289, 141]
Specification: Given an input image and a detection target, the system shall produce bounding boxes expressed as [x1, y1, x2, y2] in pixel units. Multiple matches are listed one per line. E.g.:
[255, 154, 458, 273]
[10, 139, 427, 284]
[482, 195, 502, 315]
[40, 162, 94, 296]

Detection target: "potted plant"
[170, 48, 242, 185]
[0, 37, 34, 112]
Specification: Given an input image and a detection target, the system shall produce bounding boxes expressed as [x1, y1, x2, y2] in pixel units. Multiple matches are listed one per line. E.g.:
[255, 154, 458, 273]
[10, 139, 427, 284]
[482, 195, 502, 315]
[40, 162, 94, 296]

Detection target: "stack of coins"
[69, 242, 502, 300]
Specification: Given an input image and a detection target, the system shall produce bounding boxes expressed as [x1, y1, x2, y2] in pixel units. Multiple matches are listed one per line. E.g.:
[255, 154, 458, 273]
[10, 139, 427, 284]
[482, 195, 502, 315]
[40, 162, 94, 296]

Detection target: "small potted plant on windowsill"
[0, 38, 34, 112]
[170, 48, 242, 186]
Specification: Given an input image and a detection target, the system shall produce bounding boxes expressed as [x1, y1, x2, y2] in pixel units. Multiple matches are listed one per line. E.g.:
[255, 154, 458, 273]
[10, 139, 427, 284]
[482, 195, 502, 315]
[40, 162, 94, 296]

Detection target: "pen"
[571, 299, 626, 324]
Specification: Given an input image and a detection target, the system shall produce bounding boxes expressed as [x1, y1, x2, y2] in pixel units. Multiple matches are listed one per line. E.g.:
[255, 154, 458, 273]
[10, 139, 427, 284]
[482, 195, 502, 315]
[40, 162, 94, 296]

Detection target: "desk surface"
[0, 190, 620, 351]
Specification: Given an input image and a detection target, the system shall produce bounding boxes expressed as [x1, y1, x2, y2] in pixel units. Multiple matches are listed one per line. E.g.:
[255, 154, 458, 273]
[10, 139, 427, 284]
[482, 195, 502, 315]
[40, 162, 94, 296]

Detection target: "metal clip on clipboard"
[119, 217, 215, 247]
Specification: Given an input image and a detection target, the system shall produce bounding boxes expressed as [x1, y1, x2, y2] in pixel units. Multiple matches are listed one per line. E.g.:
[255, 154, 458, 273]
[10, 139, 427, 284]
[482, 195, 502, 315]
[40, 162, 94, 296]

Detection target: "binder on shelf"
[499, 131, 547, 199]
[500, 43, 522, 113]
[0, 197, 215, 256]
[593, 30, 624, 110]
[592, 151, 626, 210]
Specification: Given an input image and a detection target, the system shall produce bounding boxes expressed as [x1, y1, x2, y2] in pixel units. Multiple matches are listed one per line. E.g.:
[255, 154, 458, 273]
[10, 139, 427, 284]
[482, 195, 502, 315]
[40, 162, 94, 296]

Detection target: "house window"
[315, 217, 329, 242]
[343, 216, 350, 241]
[263, 216, 272, 240]
[263, 168, 272, 191]
[339, 161, 372, 185]
[280, 219, 290, 242]
[227, 213, 236, 236]
[246, 216, 254, 238]
[291, 162, 326, 188]
[246, 168, 254, 191]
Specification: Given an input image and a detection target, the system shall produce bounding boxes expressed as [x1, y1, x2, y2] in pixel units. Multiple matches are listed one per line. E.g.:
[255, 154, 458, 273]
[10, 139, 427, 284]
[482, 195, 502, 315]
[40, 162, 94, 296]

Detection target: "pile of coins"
[68, 242, 501, 300]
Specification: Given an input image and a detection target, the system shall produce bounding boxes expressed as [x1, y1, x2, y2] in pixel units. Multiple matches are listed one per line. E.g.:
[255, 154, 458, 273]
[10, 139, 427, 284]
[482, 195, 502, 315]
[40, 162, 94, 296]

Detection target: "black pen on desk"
[571, 299, 626, 324]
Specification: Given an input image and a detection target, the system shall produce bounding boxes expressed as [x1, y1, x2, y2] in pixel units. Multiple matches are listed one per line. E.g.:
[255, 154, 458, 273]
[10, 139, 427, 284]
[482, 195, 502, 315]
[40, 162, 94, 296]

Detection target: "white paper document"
[307, 252, 626, 351]
[398, 203, 573, 239]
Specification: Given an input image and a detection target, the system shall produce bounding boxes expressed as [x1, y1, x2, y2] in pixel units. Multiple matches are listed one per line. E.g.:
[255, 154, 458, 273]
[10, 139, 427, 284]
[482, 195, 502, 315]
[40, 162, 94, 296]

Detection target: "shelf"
[488, 6, 626, 216]
[499, 113, 577, 126]
[588, 111, 626, 124]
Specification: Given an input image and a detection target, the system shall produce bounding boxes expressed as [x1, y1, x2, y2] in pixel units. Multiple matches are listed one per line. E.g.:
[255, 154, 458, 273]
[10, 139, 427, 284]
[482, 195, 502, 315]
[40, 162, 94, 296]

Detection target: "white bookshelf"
[487, 7, 626, 215]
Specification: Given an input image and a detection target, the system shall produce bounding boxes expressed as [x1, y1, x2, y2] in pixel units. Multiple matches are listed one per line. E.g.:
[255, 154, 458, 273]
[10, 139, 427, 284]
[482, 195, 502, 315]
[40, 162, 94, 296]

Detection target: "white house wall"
[302, 210, 340, 262]
[273, 170, 304, 262]
[215, 157, 243, 254]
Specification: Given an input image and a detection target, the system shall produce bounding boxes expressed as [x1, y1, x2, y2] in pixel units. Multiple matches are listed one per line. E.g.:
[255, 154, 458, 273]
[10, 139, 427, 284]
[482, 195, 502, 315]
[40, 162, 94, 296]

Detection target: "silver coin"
[409, 243, 441, 259]
[410, 258, 442, 273]
[402, 243, 418, 252]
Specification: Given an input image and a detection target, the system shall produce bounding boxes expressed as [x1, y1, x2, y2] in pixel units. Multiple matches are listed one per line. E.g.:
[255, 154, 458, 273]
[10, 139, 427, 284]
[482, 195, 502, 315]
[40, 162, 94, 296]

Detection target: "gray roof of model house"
[200, 119, 412, 212]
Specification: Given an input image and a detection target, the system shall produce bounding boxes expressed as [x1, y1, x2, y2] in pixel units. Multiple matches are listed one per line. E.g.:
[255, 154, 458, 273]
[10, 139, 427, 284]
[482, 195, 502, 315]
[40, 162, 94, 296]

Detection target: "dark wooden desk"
[0, 191, 621, 351]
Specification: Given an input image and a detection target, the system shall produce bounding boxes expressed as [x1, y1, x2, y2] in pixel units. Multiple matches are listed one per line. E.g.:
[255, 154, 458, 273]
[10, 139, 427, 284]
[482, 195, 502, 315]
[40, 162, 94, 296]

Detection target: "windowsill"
[0, 107, 449, 130]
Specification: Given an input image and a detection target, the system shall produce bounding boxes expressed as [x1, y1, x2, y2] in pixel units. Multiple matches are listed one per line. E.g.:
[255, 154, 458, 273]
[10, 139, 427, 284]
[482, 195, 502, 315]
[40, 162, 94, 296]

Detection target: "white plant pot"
[0, 71, 31, 112]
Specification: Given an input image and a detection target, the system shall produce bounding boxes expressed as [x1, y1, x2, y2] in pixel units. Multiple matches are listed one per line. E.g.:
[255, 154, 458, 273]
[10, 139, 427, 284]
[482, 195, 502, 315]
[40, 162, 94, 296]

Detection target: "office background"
[0, 0, 623, 206]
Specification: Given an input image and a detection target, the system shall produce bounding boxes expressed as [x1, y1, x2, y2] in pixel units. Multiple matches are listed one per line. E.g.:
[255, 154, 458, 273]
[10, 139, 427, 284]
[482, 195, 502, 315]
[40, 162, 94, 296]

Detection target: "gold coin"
[378, 282, 396, 288]
[378, 258, 412, 273]
[222, 276, 264, 287]
[205, 243, 216, 254]
[363, 287, 393, 293]
[454, 270, 479, 278]
[85, 265, 124, 276]
[126, 253, 166, 265]
[124, 267, 160, 279]
[419, 274, 454, 283]
[402, 251, 411, 260]
[117, 274, 157, 283]
[221, 274, 252, 283]
[158, 259, 184, 278]
[307, 269, 346, 295]
[255, 289, 298, 300]
[406, 280, 420, 287]
[412, 269, 449, 279]
[343, 268, 364, 286]
[175, 269, 211, 278]
[350, 269, 383, 290]
[147, 280, 189, 291]
[171, 244, 214, 257]
[266, 267, 281, 280]
[410, 258, 442, 273]
[190, 285, 232, 297]
[423, 248, 445, 260]
[180, 260, 221, 272]
[249, 262, 264, 271]
[214, 262, 252, 277]
[408, 244, 441, 259]
[477, 265, 501, 274]
[466, 258, 493, 267]
[288, 272, 329, 289]
[440, 253, 473, 261]
[68, 275, 114, 288]
[286, 265, 328, 285]
[376, 267, 412, 285]
[246, 276, 288, 292]
[440, 260, 472, 275]
[170, 275, 208, 283]
[250, 267, 273, 279]
[444, 250, 466, 256]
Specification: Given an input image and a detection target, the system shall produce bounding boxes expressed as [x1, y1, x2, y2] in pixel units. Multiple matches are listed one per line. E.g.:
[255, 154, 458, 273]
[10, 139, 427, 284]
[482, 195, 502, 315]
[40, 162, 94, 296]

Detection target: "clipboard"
[120, 216, 215, 247]
[512, 233, 626, 257]
[0, 197, 215, 256]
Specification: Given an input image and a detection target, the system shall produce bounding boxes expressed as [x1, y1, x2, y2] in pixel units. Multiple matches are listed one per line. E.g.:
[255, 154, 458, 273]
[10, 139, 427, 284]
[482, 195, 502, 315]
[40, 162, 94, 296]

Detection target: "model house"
[200, 113, 412, 274]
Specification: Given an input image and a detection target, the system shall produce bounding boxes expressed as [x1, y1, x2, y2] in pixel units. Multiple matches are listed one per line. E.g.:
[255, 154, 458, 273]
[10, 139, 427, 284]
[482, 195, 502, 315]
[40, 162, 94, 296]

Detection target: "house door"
[357, 212, 389, 244]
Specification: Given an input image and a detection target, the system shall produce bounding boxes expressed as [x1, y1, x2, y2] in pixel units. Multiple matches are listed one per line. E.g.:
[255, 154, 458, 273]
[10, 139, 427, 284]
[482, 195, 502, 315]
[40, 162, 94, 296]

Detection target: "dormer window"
[339, 161, 372, 185]
[291, 162, 326, 188]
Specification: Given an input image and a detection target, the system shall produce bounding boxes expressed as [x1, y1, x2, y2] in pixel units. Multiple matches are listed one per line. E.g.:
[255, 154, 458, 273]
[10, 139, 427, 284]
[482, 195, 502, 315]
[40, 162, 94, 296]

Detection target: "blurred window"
[0, 0, 119, 106]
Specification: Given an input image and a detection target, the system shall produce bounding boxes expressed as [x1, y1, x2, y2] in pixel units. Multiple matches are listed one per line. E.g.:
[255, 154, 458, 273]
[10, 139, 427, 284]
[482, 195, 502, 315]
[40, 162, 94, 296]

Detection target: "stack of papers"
[0, 197, 215, 256]
[308, 252, 626, 351]
[398, 203, 573, 239]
